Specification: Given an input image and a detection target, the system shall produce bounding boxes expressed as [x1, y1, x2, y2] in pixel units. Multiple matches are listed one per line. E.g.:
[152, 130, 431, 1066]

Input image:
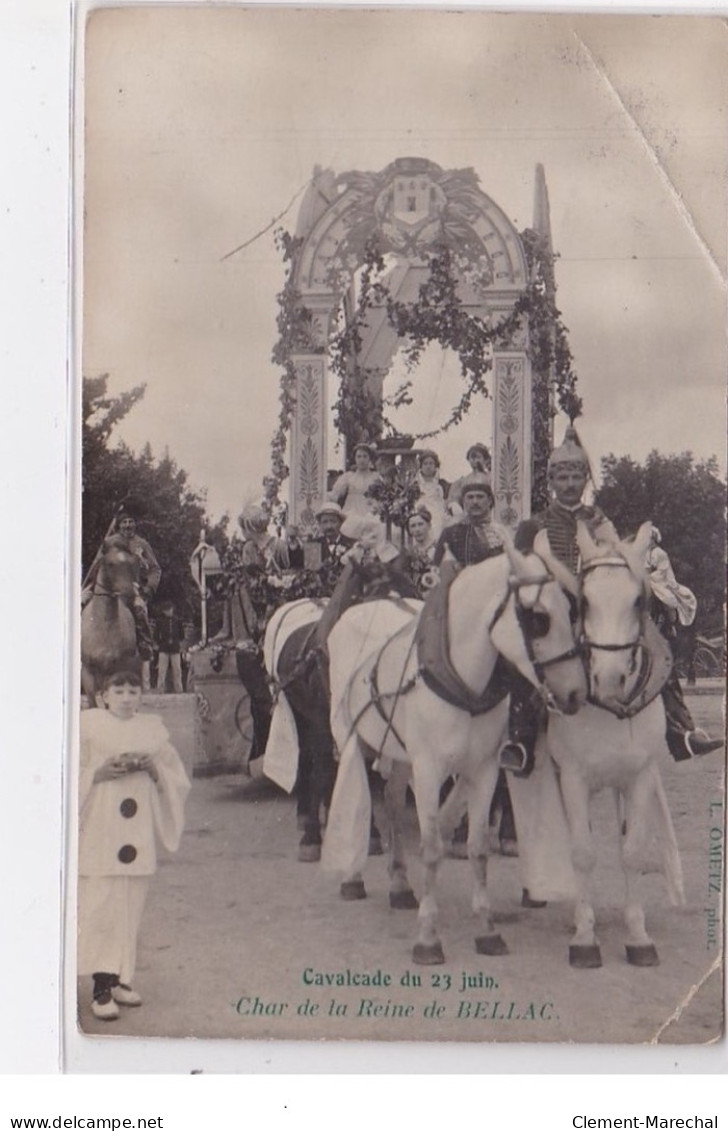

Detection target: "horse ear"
[620, 521, 652, 576]
[533, 529, 579, 597]
[592, 518, 619, 546]
[494, 524, 530, 577]
[576, 520, 600, 563]
[632, 521, 654, 560]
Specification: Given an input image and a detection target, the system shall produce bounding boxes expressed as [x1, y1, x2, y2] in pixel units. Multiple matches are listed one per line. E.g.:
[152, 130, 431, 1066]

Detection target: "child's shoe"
[111, 983, 142, 1006]
[91, 991, 120, 1021]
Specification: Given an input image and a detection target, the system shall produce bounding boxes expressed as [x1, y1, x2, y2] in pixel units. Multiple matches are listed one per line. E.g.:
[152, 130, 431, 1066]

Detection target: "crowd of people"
[83, 437, 722, 747]
[207, 431, 720, 809]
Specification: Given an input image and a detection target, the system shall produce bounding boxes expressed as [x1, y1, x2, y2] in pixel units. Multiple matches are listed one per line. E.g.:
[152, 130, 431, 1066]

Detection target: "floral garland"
[268, 222, 581, 509]
[385, 244, 515, 440]
[211, 538, 327, 612]
[517, 228, 582, 510]
[328, 240, 389, 451]
[266, 230, 310, 508]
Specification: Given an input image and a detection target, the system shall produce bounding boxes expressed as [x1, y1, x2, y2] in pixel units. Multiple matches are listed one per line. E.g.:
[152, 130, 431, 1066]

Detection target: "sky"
[82, 8, 728, 523]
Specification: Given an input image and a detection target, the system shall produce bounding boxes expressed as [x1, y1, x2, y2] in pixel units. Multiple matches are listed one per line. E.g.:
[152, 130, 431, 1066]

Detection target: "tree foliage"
[595, 451, 726, 633]
[82, 375, 225, 622]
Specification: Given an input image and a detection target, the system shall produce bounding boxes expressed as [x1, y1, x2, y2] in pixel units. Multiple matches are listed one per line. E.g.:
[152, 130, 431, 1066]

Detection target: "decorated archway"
[269, 158, 580, 529]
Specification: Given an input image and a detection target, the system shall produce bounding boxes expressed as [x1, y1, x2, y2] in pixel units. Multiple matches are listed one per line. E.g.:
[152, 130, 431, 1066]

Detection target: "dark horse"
[265, 561, 412, 865]
[264, 596, 367, 864]
[276, 610, 339, 861]
[81, 535, 138, 704]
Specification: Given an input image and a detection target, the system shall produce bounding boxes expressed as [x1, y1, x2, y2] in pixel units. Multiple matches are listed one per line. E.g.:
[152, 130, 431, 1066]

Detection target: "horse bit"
[576, 554, 651, 705]
[578, 555, 649, 691]
[489, 571, 583, 709]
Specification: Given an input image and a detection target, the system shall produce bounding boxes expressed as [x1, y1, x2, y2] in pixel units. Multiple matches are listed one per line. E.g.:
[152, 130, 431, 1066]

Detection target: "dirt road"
[76, 691, 724, 1047]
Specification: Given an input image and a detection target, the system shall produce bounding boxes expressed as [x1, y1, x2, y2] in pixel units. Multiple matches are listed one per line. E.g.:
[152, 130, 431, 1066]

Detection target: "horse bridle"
[488, 569, 582, 700]
[579, 554, 649, 689]
[91, 546, 139, 601]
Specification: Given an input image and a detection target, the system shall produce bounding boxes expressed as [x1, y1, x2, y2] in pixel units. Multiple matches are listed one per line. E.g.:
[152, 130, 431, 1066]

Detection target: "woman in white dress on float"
[414, 449, 448, 539]
[328, 443, 381, 518]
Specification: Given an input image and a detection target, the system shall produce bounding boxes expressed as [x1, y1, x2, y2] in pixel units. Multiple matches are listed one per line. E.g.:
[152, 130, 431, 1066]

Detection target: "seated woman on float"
[413, 450, 449, 539]
[403, 506, 441, 597]
[328, 443, 381, 518]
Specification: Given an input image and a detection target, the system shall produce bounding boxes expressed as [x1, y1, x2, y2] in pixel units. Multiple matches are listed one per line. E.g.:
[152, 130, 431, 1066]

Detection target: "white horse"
[322, 534, 588, 965]
[545, 520, 686, 969]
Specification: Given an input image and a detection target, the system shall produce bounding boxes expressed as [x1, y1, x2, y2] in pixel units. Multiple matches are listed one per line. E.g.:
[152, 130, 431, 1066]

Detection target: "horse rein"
[579, 554, 651, 710]
[488, 569, 582, 703]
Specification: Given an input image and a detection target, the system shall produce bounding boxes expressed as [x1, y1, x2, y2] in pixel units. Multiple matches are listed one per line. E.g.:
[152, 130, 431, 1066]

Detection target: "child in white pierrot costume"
[78, 665, 190, 1021]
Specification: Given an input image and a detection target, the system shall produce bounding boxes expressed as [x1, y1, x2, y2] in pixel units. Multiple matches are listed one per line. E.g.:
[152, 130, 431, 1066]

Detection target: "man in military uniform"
[83, 507, 161, 690]
[499, 426, 721, 774]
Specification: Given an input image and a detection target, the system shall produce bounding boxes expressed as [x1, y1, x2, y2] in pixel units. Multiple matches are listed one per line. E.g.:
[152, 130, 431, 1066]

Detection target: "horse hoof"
[475, 934, 508, 956]
[340, 880, 367, 901]
[412, 942, 445, 965]
[298, 843, 321, 863]
[389, 890, 418, 910]
[625, 943, 659, 967]
[521, 888, 548, 909]
[569, 944, 602, 968]
[368, 837, 384, 857]
[499, 839, 519, 858]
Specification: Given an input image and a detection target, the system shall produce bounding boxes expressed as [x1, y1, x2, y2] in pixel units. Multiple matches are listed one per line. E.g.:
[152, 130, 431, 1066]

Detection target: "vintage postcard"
[70, 4, 726, 1056]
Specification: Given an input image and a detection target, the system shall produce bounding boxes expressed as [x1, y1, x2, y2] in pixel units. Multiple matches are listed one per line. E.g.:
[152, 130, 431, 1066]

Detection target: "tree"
[82, 375, 221, 623]
[595, 451, 726, 633]
[82, 374, 146, 571]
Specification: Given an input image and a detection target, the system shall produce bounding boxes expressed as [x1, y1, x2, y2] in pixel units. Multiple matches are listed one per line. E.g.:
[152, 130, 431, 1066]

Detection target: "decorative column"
[492, 350, 532, 530]
[289, 354, 327, 530]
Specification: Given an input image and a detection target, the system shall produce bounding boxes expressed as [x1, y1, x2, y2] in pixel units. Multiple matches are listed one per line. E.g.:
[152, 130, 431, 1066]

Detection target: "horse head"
[95, 534, 138, 601]
[490, 527, 587, 715]
[576, 519, 653, 708]
[81, 535, 139, 704]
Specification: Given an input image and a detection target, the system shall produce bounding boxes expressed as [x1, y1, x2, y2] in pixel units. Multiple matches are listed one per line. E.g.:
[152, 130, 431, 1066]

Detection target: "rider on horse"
[498, 426, 722, 775]
[83, 507, 160, 687]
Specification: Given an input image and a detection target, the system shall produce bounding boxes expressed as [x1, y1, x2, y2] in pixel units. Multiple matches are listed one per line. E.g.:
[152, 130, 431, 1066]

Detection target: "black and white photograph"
[71, 5, 726, 1054]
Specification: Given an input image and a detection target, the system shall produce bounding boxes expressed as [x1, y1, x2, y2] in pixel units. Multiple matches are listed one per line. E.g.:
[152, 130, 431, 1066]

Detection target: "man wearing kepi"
[499, 425, 722, 775]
